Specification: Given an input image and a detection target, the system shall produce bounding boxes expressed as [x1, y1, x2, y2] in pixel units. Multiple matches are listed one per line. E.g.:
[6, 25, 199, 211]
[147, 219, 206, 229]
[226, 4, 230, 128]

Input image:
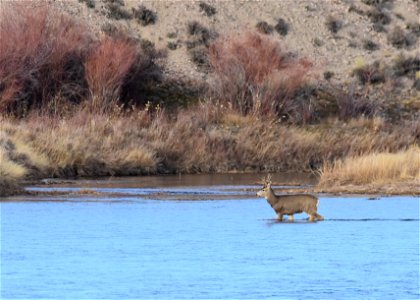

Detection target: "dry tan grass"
[0, 109, 418, 191]
[318, 146, 420, 186]
[0, 148, 27, 179]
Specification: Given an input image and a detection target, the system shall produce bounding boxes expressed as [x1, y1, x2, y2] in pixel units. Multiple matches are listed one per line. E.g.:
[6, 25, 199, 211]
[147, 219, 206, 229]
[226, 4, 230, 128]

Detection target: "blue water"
[1, 188, 419, 299]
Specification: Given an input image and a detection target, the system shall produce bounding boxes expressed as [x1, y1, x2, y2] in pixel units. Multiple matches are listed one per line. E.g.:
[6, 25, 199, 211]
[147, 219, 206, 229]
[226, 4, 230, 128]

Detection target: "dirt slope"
[54, 0, 419, 85]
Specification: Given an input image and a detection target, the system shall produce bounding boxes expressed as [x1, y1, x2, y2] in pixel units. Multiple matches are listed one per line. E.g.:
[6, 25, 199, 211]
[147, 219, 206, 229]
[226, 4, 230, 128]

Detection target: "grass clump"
[132, 5, 157, 26]
[199, 2, 216, 17]
[256, 21, 274, 34]
[318, 146, 420, 186]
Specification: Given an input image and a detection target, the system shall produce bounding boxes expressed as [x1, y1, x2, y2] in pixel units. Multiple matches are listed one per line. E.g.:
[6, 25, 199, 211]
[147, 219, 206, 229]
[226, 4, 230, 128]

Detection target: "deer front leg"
[277, 213, 284, 221]
[288, 214, 294, 221]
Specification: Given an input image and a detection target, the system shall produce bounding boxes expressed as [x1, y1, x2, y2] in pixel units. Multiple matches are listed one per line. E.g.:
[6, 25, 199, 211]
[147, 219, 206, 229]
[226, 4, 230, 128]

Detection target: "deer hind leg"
[314, 213, 324, 221]
[288, 214, 294, 222]
[277, 213, 284, 221]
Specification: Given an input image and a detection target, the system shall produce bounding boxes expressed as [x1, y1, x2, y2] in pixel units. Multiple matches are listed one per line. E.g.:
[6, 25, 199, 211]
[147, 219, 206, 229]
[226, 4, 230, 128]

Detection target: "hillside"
[57, 0, 419, 85]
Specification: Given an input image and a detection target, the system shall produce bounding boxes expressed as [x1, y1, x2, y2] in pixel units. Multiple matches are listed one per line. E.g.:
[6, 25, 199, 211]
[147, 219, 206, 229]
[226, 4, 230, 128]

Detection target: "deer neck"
[266, 187, 278, 207]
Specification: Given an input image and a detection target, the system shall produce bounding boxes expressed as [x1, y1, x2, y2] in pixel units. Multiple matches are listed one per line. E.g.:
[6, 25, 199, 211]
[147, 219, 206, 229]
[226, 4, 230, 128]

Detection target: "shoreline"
[2, 174, 419, 199]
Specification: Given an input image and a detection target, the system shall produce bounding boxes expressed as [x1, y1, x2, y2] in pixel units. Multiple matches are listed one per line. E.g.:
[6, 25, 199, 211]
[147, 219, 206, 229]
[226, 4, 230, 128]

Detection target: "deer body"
[257, 176, 324, 222]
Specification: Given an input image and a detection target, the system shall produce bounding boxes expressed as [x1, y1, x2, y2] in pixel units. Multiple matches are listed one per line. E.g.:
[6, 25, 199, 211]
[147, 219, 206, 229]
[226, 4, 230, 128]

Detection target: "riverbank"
[1, 111, 418, 197]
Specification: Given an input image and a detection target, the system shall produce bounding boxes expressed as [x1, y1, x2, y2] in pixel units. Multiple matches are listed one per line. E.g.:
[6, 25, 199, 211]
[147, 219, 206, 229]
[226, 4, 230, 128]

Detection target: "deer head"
[257, 174, 273, 198]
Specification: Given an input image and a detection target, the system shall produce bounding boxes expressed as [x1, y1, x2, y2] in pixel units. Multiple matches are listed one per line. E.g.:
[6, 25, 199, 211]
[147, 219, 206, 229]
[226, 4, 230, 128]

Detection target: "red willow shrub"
[84, 37, 138, 112]
[0, 2, 164, 115]
[208, 32, 312, 118]
[0, 2, 92, 114]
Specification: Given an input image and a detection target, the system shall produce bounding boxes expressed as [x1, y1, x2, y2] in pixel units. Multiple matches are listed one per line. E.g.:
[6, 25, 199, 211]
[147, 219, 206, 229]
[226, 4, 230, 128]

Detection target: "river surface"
[1, 174, 419, 299]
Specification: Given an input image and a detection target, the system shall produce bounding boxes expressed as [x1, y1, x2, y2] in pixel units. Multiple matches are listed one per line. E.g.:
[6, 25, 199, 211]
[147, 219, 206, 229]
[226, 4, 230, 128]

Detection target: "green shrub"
[392, 54, 420, 78]
[326, 15, 342, 34]
[406, 22, 420, 36]
[348, 5, 365, 15]
[167, 32, 177, 39]
[79, 0, 95, 9]
[274, 18, 289, 36]
[367, 8, 391, 32]
[324, 71, 334, 80]
[363, 39, 380, 51]
[132, 5, 157, 26]
[313, 37, 324, 47]
[388, 26, 417, 48]
[106, 2, 132, 20]
[187, 21, 216, 46]
[189, 46, 210, 70]
[362, 0, 394, 9]
[167, 41, 180, 50]
[199, 2, 216, 17]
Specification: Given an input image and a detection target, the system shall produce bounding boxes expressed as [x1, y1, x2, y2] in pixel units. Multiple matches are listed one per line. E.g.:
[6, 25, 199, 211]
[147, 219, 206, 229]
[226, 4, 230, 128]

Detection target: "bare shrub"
[0, 3, 91, 115]
[333, 87, 377, 120]
[352, 61, 386, 85]
[208, 32, 311, 119]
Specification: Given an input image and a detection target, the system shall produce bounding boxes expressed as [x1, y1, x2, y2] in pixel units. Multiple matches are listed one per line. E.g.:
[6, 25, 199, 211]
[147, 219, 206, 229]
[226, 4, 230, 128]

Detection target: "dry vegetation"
[318, 146, 420, 194]
[1, 110, 418, 195]
[0, 1, 419, 196]
[208, 32, 312, 119]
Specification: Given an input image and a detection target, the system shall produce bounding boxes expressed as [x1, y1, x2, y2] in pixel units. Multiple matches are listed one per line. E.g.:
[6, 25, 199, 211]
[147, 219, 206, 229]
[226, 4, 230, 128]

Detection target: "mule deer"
[257, 174, 324, 222]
